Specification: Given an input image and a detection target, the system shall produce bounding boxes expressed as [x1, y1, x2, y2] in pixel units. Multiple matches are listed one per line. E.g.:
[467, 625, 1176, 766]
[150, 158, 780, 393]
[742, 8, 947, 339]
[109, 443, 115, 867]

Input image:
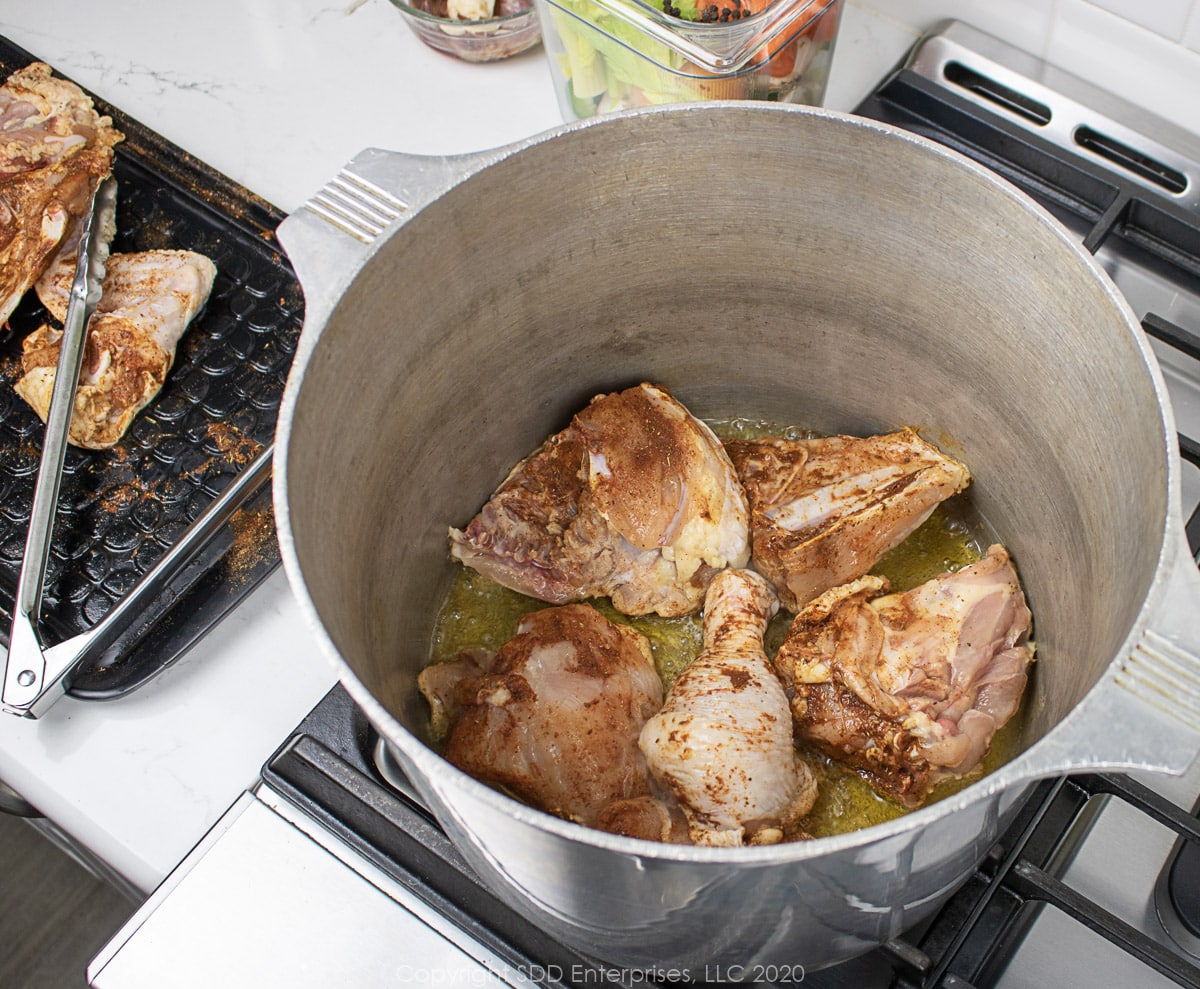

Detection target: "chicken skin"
[449, 383, 750, 617]
[16, 249, 216, 449]
[418, 604, 665, 829]
[0, 62, 122, 326]
[639, 568, 817, 846]
[724, 429, 971, 611]
[774, 544, 1034, 807]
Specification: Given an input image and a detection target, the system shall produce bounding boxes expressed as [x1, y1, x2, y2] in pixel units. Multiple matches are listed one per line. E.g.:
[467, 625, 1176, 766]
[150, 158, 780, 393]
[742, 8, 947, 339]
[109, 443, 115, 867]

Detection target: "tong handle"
[3, 445, 276, 718]
[3, 178, 115, 715]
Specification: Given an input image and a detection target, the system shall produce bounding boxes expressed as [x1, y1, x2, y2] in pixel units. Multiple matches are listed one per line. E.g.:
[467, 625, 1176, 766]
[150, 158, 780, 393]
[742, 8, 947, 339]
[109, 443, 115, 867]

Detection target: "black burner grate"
[881, 776, 1200, 989]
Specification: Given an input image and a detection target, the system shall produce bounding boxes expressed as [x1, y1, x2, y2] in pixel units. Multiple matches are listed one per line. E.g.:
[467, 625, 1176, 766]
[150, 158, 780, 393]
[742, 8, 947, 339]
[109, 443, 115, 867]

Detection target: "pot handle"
[1018, 531, 1200, 781]
[274, 146, 504, 327]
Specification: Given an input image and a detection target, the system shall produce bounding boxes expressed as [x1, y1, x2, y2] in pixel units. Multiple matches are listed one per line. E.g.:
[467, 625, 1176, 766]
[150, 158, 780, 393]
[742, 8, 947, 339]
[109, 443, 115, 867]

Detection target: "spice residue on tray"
[206, 420, 262, 466]
[98, 475, 157, 513]
[223, 503, 277, 586]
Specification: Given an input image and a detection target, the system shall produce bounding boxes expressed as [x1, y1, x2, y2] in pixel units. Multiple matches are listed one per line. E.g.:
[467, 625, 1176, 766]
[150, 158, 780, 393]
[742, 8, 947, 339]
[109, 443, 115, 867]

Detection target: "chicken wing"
[449, 383, 750, 617]
[774, 544, 1035, 807]
[639, 568, 817, 846]
[419, 603, 665, 829]
[16, 249, 217, 449]
[724, 429, 971, 611]
[0, 62, 122, 326]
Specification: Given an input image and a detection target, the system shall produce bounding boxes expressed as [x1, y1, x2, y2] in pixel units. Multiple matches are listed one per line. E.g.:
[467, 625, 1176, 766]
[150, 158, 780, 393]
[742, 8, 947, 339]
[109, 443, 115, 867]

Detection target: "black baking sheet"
[0, 37, 303, 699]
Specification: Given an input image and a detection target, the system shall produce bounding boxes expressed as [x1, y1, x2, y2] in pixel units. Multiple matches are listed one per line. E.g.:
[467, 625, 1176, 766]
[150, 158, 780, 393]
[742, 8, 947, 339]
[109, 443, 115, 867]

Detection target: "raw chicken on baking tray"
[0, 61, 121, 326]
[19, 249, 217, 449]
[0, 61, 217, 448]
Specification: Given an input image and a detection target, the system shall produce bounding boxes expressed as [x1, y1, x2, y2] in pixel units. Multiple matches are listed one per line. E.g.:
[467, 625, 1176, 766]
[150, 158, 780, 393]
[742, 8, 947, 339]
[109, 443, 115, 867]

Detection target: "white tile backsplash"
[1084, 0, 1191, 41]
[855, 0, 1056, 58]
[1185, 4, 1200, 52]
[1050, 0, 1200, 136]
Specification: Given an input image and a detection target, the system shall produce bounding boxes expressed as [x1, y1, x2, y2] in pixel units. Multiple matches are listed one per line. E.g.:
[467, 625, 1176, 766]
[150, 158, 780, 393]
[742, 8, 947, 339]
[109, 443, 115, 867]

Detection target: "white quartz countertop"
[2, 0, 1191, 899]
[0, 0, 919, 218]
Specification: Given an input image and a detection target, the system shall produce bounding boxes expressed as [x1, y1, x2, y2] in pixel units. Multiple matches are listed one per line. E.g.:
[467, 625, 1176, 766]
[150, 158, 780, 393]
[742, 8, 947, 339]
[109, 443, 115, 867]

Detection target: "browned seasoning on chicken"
[435, 395, 1038, 837]
[640, 568, 817, 845]
[449, 383, 749, 617]
[0, 62, 123, 327]
[418, 604, 671, 832]
[774, 544, 1035, 808]
[725, 428, 971, 611]
[16, 249, 216, 448]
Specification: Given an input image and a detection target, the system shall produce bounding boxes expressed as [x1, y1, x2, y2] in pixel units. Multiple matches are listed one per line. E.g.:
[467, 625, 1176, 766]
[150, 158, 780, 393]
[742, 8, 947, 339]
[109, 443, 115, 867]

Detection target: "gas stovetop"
[248, 691, 1200, 989]
[850, 20, 1200, 987]
[88, 20, 1200, 989]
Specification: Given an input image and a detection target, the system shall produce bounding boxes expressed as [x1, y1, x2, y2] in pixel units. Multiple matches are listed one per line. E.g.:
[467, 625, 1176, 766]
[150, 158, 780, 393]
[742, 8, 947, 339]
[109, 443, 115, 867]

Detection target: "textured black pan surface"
[0, 36, 303, 698]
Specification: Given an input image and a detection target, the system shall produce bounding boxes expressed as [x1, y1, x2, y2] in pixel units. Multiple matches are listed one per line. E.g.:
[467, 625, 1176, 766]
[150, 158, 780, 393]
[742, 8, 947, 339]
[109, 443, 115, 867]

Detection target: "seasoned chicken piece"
[33, 208, 115, 320]
[415, 647, 493, 741]
[0, 62, 122, 325]
[419, 604, 665, 829]
[34, 247, 213, 324]
[724, 429, 971, 611]
[774, 544, 1035, 807]
[639, 568, 817, 846]
[449, 383, 750, 617]
[594, 793, 691, 844]
[16, 250, 217, 449]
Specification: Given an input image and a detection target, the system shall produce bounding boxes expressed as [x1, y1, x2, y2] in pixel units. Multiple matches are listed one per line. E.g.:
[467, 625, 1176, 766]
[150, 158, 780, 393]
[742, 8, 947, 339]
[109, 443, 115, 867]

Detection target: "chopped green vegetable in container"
[532, 0, 843, 120]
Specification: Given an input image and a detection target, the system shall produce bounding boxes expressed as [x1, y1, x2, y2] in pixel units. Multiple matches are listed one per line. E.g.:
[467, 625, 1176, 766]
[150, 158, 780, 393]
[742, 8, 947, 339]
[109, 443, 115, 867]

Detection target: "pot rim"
[346, 666, 1029, 863]
[273, 100, 1190, 866]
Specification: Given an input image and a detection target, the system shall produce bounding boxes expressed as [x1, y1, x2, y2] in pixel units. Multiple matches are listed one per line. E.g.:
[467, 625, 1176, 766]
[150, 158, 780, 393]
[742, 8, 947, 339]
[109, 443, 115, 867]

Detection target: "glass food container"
[388, 0, 542, 62]
[533, 0, 842, 120]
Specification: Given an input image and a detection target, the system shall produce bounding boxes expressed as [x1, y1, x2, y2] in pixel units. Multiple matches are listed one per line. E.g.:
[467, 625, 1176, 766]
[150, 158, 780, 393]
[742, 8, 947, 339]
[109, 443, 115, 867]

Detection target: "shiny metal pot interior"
[273, 103, 1200, 974]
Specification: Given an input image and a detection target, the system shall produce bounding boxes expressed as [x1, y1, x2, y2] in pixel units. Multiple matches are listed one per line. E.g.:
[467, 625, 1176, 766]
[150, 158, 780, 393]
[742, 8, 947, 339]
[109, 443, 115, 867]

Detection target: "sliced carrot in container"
[740, 0, 839, 78]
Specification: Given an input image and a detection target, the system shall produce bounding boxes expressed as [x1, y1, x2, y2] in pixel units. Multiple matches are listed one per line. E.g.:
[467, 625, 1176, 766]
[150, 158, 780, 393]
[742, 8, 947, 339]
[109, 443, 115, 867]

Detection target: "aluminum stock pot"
[272, 103, 1200, 975]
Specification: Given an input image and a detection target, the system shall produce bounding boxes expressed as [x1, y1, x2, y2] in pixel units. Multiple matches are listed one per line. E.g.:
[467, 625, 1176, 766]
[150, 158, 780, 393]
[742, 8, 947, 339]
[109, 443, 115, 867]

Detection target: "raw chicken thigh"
[774, 544, 1035, 807]
[724, 429, 971, 611]
[415, 647, 493, 741]
[640, 568, 817, 846]
[593, 792, 690, 844]
[449, 383, 750, 617]
[0, 62, 122, 326]
[16, 249, 216, 449]
[418, 604, 665, 829]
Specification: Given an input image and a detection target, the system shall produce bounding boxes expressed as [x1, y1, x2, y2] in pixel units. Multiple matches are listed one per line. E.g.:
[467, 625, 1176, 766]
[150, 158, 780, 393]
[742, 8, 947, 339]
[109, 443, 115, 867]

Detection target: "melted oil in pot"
[427, 422, 1030, 839]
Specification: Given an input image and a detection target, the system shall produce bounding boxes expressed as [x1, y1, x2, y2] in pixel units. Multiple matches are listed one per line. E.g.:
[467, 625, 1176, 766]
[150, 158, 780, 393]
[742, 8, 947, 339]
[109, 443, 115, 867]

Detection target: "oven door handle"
[0, 778, 39, 818]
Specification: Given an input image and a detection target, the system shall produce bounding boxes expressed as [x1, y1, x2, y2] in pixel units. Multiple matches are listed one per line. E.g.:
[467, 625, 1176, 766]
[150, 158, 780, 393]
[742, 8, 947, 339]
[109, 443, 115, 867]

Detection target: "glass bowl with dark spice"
[388, 0, 542, 62]
[533, 0, 842, 119]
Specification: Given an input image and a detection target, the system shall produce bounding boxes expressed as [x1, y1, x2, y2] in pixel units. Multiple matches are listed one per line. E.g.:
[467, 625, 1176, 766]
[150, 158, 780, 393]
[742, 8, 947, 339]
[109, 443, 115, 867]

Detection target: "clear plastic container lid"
[544, 0, 839, 76]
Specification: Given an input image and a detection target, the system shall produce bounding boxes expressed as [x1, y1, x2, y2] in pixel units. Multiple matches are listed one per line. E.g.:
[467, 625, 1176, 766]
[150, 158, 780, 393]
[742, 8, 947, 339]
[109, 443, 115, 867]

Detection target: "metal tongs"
[1, 177, 278, 720]
[2, 177, 118, 717]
